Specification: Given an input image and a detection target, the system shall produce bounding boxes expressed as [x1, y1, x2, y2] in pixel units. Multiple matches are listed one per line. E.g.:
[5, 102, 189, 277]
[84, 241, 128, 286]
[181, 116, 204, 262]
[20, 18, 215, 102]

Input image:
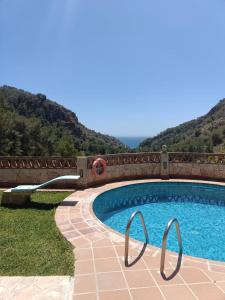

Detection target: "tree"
[212, 133, 222, 146]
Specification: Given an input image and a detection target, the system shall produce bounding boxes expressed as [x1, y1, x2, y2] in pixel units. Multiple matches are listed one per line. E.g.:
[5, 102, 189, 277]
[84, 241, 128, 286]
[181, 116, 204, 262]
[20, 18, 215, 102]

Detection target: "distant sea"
[117, 137, 148, 149]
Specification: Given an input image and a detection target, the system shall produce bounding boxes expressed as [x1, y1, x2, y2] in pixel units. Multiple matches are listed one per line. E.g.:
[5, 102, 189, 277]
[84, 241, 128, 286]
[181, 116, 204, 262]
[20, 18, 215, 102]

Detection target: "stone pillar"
[161, 145, 169, 179]
[76, 157, 89, 188]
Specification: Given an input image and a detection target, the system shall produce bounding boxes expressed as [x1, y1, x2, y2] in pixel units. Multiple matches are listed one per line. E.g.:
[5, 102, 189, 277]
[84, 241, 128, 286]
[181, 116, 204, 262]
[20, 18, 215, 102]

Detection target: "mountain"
[140, 98, 225, 153]
[0, 86, 127, 156]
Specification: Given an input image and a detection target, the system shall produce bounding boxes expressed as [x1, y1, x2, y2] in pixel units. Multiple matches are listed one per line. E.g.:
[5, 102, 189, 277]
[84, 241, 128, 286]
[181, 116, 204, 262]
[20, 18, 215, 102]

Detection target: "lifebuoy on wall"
[92, 158, 107, 177]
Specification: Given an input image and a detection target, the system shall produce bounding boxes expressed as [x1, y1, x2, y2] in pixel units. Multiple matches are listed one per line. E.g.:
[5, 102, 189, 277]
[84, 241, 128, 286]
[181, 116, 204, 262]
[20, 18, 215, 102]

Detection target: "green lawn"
[0, 191, 74, 276]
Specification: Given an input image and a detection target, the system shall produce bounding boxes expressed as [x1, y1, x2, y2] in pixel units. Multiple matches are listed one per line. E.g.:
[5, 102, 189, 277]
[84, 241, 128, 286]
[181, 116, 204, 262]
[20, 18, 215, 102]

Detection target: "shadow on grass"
[27, 201, 61, 210]
[1, 201, 59, 210]
[5, 200, 78, 210]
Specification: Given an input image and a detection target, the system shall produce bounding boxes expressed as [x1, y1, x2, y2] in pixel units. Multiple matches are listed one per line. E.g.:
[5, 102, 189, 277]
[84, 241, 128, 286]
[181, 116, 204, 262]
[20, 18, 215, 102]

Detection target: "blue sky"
[1, 0, 225, 137]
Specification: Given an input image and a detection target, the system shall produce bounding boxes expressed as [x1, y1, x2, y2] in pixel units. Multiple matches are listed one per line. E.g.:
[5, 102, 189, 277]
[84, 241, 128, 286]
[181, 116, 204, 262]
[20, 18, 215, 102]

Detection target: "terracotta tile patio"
[55, 179, 225, 300]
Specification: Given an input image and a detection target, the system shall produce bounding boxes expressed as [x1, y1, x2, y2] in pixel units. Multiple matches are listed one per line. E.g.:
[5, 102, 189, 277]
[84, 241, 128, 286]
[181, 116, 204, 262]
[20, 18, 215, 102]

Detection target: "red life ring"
[92, 158, 107, 177]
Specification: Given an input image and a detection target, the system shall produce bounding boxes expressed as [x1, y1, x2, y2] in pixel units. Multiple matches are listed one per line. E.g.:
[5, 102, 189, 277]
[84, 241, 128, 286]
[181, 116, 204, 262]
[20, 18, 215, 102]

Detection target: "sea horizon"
[117, 136, 148, 149]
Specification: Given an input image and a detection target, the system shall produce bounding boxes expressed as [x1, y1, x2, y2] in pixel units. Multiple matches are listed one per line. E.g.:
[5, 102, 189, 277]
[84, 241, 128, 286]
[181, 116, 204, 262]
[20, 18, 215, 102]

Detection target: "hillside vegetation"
[140, 98, 225, 153]
[0, 86, 126, 156]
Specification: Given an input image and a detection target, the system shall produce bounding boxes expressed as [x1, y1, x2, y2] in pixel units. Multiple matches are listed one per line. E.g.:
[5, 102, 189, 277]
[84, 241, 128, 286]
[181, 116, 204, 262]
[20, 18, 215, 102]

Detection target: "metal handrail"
[160, 218, 183, 280]
[124, 210, 149, 267]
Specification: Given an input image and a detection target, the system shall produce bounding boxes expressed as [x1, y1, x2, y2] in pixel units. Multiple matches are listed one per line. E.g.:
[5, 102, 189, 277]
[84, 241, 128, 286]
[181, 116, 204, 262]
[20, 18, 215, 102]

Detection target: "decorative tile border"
[55, 179, 225, 300]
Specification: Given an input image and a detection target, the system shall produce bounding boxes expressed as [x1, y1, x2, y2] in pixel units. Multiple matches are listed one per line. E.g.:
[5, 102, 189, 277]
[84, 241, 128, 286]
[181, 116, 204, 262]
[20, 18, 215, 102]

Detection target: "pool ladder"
[124, 211, 183, 280]
[124, 211, 149, 267]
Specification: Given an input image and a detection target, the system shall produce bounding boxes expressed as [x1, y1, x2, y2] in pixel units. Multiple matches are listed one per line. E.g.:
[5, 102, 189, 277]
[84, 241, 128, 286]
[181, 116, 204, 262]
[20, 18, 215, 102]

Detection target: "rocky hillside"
[0, 86, 127, 156]
[140, 98, 225, 153]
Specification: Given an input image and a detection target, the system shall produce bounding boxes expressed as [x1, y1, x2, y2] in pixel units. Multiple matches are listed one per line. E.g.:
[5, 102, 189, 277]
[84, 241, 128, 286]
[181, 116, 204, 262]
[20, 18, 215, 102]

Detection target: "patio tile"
[181, 259, 208, 270]
[114, 245, 127, 256]
[55, 215, 68, 221]
[130, 287, 164, 300]
[142, 255, 162, 269]
[70, 237, 90, 248]
[95, 257, 121, 273]
[73, 293, 97, 300]
[150, 269, 183, 286]
[79, 228, 97, 235]
[216, 281, 225, 292]
[85, 232, 104, 242]
[56, 219, 70, 226]
[93, 247, 116, 259]
[74, 275, 96, 294]
[76, 260, 94, 275]
[120, 258, 147, 271]
[179, 268, 211, 284]
[64, 230, 80, 239]
[210, 264, 225, 273]
[114, 245, 137, 257]
[59, 224, 74, 232]
[92, 238, 113, 248]
[71, 218, 84, 224]
[99, 289, 131, 300]
[190, 283, 225, 300]
[75, 248, 93, 261]
[204, 270, 225, 282]
[160, 284, 196, 300]
[73, 222, 89, 229]
[97, 272, 127, 291]
[124, 270, 155, 288]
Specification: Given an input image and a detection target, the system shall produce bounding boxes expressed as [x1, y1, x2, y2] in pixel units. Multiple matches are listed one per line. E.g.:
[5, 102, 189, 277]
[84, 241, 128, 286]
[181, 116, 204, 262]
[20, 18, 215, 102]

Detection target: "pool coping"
[55, 179, 225, 300]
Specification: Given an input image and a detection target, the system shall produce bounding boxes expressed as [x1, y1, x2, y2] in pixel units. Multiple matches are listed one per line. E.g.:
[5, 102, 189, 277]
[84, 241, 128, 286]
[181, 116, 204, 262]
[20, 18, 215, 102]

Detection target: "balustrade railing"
[0, 157, 77, 169]
[87, 152, 161, 169]
[169, 152, 225, 164]
[1, 151, 225, 171]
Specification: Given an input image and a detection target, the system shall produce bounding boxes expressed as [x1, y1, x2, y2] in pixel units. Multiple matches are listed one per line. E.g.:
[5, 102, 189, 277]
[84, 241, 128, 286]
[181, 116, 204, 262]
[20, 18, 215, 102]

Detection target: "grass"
[0, 191, 74, 276]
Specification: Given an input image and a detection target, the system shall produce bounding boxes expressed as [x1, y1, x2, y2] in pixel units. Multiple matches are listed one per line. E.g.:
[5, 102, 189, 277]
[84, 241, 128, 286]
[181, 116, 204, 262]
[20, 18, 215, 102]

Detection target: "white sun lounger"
[11, 175, 80, 193]
[1, 175, 80, 206]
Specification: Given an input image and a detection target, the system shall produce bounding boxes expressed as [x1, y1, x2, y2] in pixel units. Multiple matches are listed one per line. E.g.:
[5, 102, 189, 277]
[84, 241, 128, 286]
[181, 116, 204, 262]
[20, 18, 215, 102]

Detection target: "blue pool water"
[93, 182, 225, 261]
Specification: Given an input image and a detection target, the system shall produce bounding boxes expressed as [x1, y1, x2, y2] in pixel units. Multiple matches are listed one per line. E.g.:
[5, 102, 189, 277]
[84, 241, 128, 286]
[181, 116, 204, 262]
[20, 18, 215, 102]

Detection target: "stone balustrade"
[169, 152, 225, 181]
[169, 152, 225, 164]
[1, 151, 225, 188]
[0, 157, 78, 188]
[87, 152, 161, 168]
[0, 157, 77, 169]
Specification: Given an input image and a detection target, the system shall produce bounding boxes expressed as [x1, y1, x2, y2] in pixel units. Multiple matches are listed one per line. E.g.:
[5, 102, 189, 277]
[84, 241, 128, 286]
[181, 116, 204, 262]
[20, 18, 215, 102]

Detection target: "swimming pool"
[93, 182, 225, 262]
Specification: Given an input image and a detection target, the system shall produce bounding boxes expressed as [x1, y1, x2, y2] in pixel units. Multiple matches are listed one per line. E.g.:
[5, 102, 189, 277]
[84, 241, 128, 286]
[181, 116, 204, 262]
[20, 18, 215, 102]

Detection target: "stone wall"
[0, 157, 78, 188]
[169, 152, 225, 181]
[78, 153, 161, 187]
[1, 152, 225, 189]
